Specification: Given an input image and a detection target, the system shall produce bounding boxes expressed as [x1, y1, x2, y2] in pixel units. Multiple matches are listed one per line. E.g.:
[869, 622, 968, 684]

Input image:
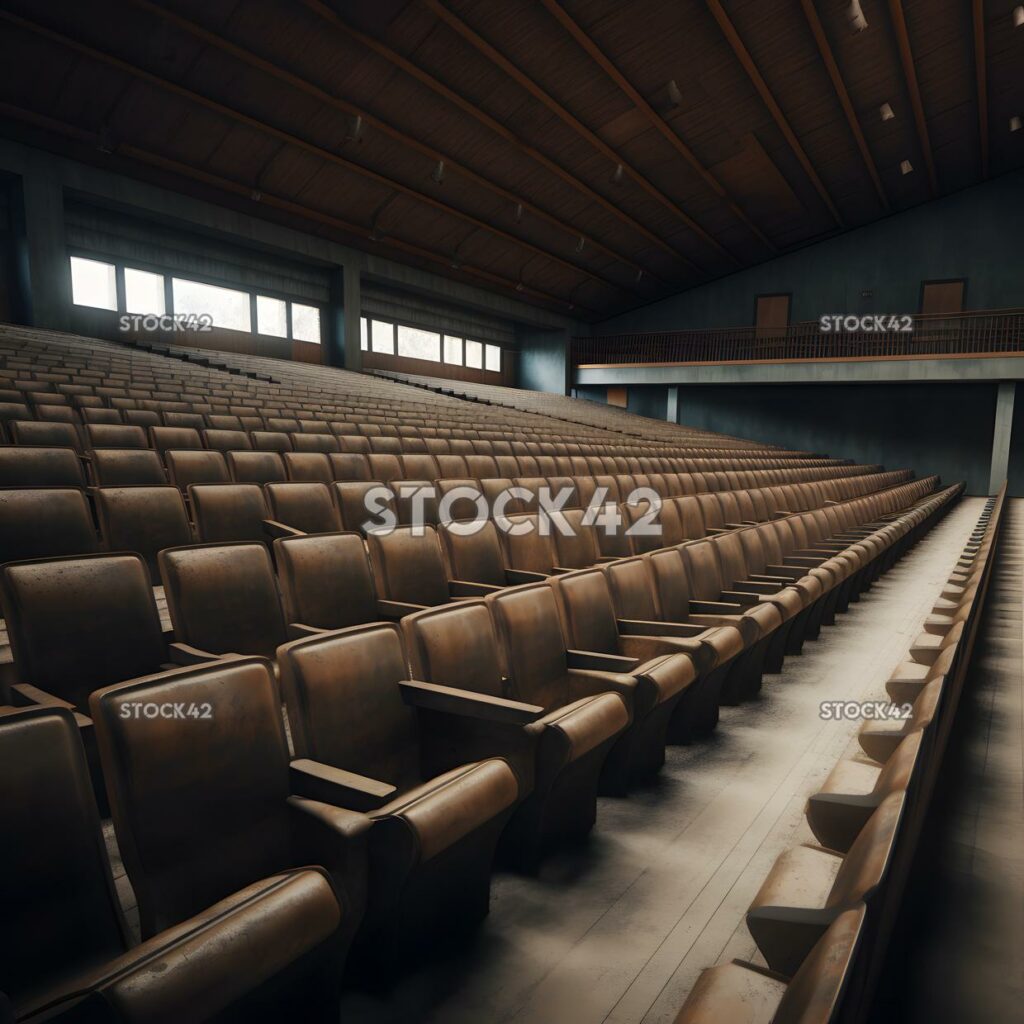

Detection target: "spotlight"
[666, 79, 683, 106]
[344, 115, 364, 144]
[1014, 5, 1024, 27]
[847, 0, 868, 32]
[610, 163, 624, 185]
[1011, 116, 1022, 132]
[514, 203, 524, 223]
[575, 236, 586, 253]
[880, 102, 895, 121]
[635, 269, 644, 284]
[899, 159, 913, 175]
[431, 160, 445, 184]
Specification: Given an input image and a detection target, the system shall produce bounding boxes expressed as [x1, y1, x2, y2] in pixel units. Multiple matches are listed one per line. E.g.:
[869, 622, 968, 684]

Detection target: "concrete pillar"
[666, 386, 680, 424]
[989, 381, 1015, 493]
[517, 326, 571, 394]
[328, 264, 362, 371]
[15, 176, 70, 331]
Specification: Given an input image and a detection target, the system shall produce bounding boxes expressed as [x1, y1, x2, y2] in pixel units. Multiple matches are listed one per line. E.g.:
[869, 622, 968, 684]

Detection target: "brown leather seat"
[90, 448, 167, 485]
[0, 703, 352, 1023]
[85, 424, 149, 450]
[332, 481, 397, 532]
[202, 428, 252, 452]
[227, 449, 287, 484]
[8, 419, 84, 453]
[0, 445, 86, 488]
[149, 426, 203, 459]
[159, 542, 288, 663]
[438, 518, 545, 590]
[0, 487, 97, 565]
[673, 904, 866, 1024]
[93, 485, 193, 576]
[188, 482, 273, 544]
[404, 595, 629, 864]
[278, 623, 519, 959]
[265, 482, 342, 535]
[165, 449, 230, 491]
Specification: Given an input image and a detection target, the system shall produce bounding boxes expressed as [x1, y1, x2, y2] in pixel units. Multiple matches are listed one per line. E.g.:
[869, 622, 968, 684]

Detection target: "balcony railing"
[574, 309, 1024, 367]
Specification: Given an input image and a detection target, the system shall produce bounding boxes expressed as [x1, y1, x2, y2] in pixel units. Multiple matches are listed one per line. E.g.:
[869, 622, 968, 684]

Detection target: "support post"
[989, 381, 1015, 493]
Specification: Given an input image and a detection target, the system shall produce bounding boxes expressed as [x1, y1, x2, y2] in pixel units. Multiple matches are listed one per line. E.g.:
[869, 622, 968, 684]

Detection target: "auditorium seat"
[403, 596, 630, 860]
[0, 487, 97, 565]
[164, 449, 230, 491]
[859, 678, 944, 763]
[188, 482, 274, 544]
[90, 447, 167, 485]
[149, 426, 203, 458]
[332, 481, 396, 533]
[93, 485, 193, 576]
[438, 519, 547, 589]
[0, 703, 357, 1024]
[0, 446, 86, 488]
[746, 792, 905, 975]
[279, 622, 520, 958]
[8, 419, 83, 453]
[265, 482, 342, 534]
[227, 449, 288, 484]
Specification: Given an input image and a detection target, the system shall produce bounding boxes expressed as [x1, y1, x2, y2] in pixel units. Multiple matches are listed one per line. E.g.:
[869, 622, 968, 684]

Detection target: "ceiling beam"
[422, 0, 735, 270]
[886, 0, 939, 196]
[123, 0, 653, 289]
[300, 0, 693, 275]
[704, 0, 844, 226]
[0, 100, 591, 313]
[538, 0, 777, 253]
[972, 0, 989, 179]
[2, 11, 621, 301]
[797, 0, 889, 212]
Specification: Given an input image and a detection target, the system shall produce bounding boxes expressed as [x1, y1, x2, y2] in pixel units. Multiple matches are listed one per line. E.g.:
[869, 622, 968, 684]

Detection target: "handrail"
[575, 310, 1024, 366]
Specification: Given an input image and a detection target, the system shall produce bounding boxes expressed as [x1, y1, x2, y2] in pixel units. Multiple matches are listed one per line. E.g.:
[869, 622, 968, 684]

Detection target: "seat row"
[673, 484, 1003, 1024]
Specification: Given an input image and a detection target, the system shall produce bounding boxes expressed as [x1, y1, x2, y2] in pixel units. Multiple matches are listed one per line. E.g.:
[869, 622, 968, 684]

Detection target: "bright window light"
[398, 325, 441, 361]
[256, 295, 287, 338]
[291, 303, 321, 344]
[124, 268, 165, 315]
[360, 317, 369, 351]
[443, 335, 462, 364]
[70, 256, 117, 311]
[465, 339, 483, 369]
[371, 319, 394, 353]
[485, 343, 501, 372]
[172, 278, 251, 331]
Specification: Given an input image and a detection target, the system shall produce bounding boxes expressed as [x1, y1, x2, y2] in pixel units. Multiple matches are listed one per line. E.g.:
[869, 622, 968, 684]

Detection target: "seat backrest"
[643, 548, 695, 622]
[403, 601, 505, 696]
[250, 430, 293, 453]
[679, 540, 725, 601]
[283, 451, 333, 483]
[0, 706, 127, 1002]
[487, 583, 570, 711]
[330, 453, 371, 482]
[333, 481, 396, 533]
[499, 514, 558, 575]
[602, 556, 661, 621]
[366, 525, 450, 607]
[226, 450, 287, 484]
[9, 420, 82, 452]
[203, 429, 252, 453]
[826, 791, 905, 909]
[265, 482, 341, 534]
[546, 569, 621, 655]
[0, 445, 86, 487]
[165, 449, 230, 490]
[438, 519, 507, 586]
[94, 485, 192, 577]
[0, 553, 166, 705]
[279, 623, 421, 787]
[159, 542, 287, 658]
[90, 448, 167, 486]
[89, 657, 293, 935]
[150, 426, 203, 457]
[0, 487, 97, 564]
[188, 483, 270, 544]
[551, 507, 602, 570]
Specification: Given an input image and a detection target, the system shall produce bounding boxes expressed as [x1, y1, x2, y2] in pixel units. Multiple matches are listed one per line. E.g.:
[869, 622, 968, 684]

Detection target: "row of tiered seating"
[672, 485, 1005, 1024]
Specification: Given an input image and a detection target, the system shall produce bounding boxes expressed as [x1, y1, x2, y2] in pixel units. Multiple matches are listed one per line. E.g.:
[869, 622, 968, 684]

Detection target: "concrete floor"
[337, 497, 985, 1024]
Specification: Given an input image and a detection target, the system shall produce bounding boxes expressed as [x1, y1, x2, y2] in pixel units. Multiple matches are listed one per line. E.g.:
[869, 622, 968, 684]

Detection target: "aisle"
[340, 497, 984, 1024]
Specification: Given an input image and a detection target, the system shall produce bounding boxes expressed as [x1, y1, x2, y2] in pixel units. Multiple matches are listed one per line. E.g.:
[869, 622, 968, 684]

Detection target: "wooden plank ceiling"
[0, 0, 1021, 320]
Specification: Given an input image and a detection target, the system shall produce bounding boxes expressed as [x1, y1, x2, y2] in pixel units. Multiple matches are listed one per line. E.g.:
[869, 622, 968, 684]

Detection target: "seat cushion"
[673, 961, 785, 1024]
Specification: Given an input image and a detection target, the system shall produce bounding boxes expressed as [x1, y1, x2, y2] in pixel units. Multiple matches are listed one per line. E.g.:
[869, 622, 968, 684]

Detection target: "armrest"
[376, 598, 428, 620]
[720, 590, 760, 607]
[704, 526, 729, 535]
[783, 556, 825, 567]
[566, 649, 639, 673]
[287, 622, 327, 640]
[448, 579, 502, 598]
[168, 641, 224, 666]
[690, 599, 745, 614]
[504, 568, 548, 585]
[9, 682, 76, 710]
[290, 758, 396, 812]
[764, 565, 806, 579]
[262, 518, 305, 540]
[616, 619, 705, 639]
[748, 573, 797, 585]
[398, 679, 543, 725]
[771, 510, 794, 519]
[567, 667, 638, 705]
[733, 580, 784, 595]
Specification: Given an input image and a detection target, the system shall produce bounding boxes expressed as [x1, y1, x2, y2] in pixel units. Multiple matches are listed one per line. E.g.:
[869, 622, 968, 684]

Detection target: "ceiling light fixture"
[610, 163, 624, 184]
[1011, 116, 1022, 132]
[667, 79, 683, 107]
[431, 160, 445, 184]
[575, 236, 586, 253]
[635, 269, 644, 284]
[514, 202, 524, 222]
[344, 115, 364, 144]
[847, 0, 868, 32]
[900, 159, 914, 174]
[880, 102, 895, 121]
[1014, 5, 1024, 27]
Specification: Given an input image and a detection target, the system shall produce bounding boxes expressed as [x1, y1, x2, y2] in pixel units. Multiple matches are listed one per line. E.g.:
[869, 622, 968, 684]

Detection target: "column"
[666, 385, 680, 424]
[989, 381, 1015, 494]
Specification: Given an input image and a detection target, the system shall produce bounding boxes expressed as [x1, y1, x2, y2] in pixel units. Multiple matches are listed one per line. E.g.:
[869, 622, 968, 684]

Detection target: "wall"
[666, 382, 999, 495]
[517, 326, 571, 395]
[596, 172, 1024, 335]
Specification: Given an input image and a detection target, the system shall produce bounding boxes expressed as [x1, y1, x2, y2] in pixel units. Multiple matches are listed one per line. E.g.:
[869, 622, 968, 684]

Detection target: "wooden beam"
[123, 0, 653, 289]
[422, 0, 733, 271]
[798, 0, 889, 212]
[887, 0, 940, 195]
[704, 0, 844, 226]
[299, 0, 693, 275]
[972, 0, 989, 179]
[538, 0, 777, 253]
[0, 101, 592, 313]
[1, 10, 621, 299]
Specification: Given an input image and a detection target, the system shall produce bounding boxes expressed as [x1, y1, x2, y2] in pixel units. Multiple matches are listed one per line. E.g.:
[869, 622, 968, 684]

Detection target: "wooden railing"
[574, 309, 1024, 366]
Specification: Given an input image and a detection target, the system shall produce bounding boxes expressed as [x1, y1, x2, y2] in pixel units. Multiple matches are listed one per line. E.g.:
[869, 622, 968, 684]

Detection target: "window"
[70, 256, 117, 311]
[124, 268, 165, 315]
[172, 278, 251, 332]
[398, 325, 441, 361]
[256, 295, 287, 338]
[371, 319, 395, 353]
[360, 317, 369, 351]
[485, 344, 501, 372]
[443, 335, 462, 364]
[465, 339, 483, 369]
[291, 303, 321, 344]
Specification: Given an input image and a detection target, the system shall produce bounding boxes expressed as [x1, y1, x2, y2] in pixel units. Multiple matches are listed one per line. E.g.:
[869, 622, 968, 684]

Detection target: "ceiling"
[0, 0, 1022, 321]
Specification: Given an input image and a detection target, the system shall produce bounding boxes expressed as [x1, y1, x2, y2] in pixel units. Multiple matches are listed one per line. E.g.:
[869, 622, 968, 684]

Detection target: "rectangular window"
[371, 319, 395, 354]
[485, 343, 501, 372]
[465, 339, 483, 369]
[256, 295, 287, 338]
[291, 302, 321, 344]
[397, 325, 441, 361]
[443, 335, 462, 364]
[124, 268, 165, 315]
[70, 256, 117, 311]
[172, 278, 251, 332]
[360, 317, 369, 351]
